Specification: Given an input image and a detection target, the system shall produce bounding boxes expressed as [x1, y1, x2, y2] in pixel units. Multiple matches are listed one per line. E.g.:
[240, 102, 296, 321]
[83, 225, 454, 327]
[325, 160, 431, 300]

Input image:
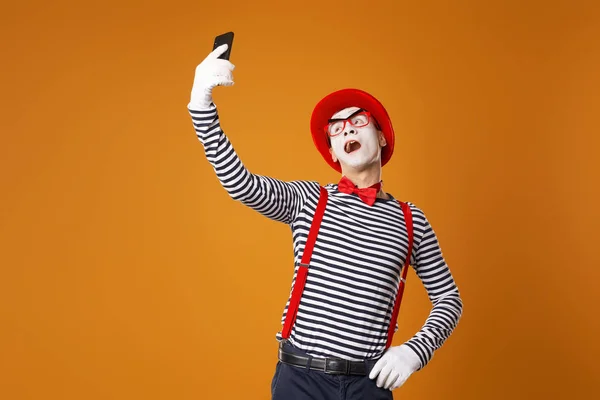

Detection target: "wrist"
[189, 88, 213, 110]
[399, 344, 422, 371]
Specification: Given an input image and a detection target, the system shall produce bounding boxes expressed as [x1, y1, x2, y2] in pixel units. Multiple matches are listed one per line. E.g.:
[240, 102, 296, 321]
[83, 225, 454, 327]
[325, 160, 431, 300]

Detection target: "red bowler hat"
[310, 88, 395, 173]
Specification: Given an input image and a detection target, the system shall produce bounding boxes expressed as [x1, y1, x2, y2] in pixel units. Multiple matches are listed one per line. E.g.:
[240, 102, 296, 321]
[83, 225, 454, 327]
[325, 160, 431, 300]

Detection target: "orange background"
[1, 0, 599, 399]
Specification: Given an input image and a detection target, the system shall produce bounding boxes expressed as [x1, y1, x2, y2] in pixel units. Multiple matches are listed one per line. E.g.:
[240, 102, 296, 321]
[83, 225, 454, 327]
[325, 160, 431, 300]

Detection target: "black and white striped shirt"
[189, 103, 463, 369]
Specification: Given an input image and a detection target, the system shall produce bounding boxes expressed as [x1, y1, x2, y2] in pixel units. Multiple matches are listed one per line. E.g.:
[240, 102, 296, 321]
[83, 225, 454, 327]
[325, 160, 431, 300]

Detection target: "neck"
[343, 170, 380, 188]
[341, 165, 389, 199]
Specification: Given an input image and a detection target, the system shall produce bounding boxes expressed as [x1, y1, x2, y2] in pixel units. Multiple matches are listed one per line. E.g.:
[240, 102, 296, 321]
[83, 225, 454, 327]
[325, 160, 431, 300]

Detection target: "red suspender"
[385, 201, 413, 349]
[280, 188, 414, 350]
[281, 186, 329, 339]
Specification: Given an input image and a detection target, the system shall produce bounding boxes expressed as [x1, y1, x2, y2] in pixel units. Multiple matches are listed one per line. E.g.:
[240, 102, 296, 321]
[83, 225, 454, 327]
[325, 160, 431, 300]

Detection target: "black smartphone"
[213, 31, 234, 60]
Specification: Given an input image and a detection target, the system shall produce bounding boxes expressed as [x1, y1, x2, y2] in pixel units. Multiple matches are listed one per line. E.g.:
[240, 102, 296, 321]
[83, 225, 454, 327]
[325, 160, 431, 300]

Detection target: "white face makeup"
[328, 107, 385, 170]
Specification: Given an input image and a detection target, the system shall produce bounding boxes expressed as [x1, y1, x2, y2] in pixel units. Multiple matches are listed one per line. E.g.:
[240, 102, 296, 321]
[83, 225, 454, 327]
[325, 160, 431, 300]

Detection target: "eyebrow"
[327, 108, 365, 123]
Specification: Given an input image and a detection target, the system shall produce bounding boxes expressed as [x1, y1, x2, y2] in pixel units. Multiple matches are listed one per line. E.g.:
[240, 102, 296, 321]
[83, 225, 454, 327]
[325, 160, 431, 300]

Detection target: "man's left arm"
[370, 204, 463, 390]
[402, 204, 464, 369]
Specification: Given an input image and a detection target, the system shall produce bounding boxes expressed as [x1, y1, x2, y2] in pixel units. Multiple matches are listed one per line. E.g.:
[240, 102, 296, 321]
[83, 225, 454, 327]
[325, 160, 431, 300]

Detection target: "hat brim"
[310, 88, 395, 173]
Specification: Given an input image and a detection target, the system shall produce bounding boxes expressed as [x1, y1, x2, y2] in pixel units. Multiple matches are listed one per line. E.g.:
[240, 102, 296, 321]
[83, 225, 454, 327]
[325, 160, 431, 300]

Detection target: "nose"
[343, 128, 356, 136]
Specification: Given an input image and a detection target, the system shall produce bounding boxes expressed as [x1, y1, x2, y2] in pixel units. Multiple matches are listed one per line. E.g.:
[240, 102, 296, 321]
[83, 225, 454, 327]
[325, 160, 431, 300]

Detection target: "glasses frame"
[324, 109, 373, 137]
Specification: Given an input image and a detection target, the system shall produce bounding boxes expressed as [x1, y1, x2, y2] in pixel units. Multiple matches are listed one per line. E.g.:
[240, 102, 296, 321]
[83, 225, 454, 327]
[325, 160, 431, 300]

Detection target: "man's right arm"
[188, 102, 319, 224]
[187, 44, 320, 225]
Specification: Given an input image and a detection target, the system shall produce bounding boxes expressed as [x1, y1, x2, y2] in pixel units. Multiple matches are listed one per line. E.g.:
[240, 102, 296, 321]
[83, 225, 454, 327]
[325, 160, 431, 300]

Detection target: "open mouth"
[344, 140, 361, 154]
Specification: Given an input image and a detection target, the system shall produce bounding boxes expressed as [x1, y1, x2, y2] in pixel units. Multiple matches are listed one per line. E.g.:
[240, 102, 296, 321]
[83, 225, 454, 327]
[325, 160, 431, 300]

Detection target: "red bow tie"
[337, 176, 381, 206]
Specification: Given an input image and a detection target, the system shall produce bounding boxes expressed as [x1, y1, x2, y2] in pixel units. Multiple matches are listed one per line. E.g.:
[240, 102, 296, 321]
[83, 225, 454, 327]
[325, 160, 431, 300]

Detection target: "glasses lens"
[328, 121, 344, 136]
[351, 113, 369, 127]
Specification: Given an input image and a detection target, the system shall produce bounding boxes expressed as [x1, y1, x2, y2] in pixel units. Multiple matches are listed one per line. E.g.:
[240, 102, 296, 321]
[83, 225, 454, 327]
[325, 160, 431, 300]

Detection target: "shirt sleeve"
[402, 203, 464, 370]
[188, 103, 321, 225]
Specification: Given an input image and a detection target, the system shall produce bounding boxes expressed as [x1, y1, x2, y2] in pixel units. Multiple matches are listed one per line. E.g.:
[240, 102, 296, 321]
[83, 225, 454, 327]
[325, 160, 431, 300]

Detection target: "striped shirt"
[188, 103, 463, 369]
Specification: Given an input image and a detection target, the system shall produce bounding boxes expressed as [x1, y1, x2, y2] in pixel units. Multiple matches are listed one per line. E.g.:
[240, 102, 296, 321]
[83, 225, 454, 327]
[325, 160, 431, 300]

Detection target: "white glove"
[189, 44, 235, 109]
[369, 344, 421, 391]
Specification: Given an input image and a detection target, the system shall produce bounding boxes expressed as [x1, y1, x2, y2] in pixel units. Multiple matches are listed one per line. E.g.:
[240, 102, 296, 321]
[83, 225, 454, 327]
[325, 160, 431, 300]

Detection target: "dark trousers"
[271, 342, 393, 400]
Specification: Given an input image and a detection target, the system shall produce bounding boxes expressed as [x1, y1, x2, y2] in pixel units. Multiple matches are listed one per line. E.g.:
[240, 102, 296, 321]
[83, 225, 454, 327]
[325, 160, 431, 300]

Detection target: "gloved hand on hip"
[189, 44, 235, 109]
[369, 344, 421, 391]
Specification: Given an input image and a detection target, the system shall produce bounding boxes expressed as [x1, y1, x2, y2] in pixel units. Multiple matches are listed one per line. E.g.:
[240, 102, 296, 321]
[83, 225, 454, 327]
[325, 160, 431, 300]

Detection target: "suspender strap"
[385, 201, 414, 348]
[281, 186, 328, 339]
[280, 190, 413, 348]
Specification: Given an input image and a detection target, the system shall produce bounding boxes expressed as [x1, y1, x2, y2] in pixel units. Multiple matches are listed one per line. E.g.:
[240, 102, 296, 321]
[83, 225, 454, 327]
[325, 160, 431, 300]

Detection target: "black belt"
[278, 343, 372, 376]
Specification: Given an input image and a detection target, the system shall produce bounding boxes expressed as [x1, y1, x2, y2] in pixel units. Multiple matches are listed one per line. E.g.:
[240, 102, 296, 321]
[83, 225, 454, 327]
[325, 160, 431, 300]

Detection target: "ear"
[329, 147, 338, 163]
[378, 131, 387, 147]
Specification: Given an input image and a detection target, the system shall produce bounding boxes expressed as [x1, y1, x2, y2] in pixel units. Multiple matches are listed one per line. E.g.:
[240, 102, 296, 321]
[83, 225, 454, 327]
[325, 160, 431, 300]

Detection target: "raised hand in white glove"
[369, 344, 421, 391]
[189, 44, 235, 109]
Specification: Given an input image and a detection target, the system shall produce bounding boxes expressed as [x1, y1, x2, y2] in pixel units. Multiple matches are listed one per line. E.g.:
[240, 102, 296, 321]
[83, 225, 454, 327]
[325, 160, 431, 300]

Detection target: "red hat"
[310, 88, 395, 173]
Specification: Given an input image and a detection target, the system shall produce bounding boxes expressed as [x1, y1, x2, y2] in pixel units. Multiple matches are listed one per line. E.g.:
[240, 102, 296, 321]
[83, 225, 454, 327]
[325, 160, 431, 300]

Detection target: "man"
[188, 44, 463, 399]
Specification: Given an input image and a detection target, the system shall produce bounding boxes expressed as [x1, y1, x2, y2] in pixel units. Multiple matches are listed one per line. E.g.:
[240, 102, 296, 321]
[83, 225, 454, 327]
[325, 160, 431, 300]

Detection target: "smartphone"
[213, 31, 234, 60]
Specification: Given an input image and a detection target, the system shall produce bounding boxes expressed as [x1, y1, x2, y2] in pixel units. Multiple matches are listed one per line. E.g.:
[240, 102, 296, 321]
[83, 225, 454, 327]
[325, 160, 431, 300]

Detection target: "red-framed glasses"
[324, 110, 373, 137]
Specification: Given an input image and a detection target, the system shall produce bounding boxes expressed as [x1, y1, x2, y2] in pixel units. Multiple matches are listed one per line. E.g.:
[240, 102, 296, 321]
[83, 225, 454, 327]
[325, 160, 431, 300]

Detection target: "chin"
[333, 146, 382, 171]
[340, 156, 381, 171]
